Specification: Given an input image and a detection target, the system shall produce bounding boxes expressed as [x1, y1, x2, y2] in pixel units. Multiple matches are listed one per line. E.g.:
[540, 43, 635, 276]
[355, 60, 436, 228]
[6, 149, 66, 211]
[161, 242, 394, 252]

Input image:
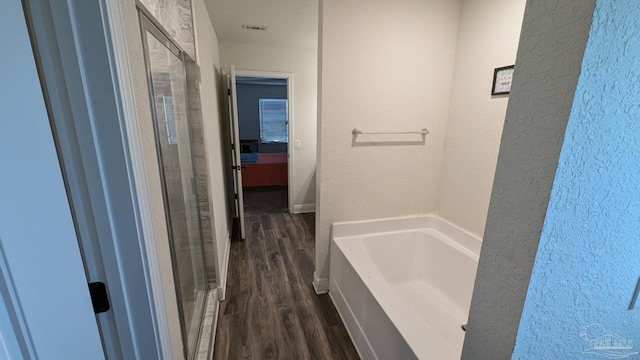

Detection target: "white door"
[227, 65, 247, 239]
[0, 0, 105, 358]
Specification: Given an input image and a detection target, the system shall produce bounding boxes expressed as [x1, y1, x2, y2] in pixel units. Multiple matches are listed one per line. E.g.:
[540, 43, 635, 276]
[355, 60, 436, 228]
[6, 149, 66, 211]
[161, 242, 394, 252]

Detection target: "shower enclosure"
[139, 13, 208, 359]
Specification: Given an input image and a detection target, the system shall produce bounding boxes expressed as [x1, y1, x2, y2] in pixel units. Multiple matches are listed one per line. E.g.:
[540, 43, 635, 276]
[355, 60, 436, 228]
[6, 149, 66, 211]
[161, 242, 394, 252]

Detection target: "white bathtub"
[329, 215, 481, 360]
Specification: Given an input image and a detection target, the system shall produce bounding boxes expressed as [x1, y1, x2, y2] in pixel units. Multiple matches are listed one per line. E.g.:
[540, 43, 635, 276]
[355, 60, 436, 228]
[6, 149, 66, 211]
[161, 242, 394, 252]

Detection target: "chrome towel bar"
[352, 128, 430, 136]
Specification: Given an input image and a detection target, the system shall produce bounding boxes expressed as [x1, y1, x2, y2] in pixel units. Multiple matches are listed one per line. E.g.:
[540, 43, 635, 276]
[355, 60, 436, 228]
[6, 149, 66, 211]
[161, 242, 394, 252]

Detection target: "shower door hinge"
[227, 88, 231, 95]
[88, 282, 110, 314]
[234, 193, 238, 200]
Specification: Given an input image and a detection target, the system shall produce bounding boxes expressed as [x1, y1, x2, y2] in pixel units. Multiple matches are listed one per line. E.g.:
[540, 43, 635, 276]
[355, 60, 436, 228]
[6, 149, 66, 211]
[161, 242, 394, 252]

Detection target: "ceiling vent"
[242, 24, 267, 31]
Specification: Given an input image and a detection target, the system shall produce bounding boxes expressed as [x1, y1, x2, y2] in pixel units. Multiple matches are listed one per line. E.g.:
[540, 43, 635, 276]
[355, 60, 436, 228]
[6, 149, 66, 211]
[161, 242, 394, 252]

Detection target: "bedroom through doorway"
[236, 75, 290, 216]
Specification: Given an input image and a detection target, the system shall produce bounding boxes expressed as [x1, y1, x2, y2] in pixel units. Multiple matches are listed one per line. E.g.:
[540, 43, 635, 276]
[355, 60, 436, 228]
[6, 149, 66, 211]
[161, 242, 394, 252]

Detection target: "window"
[259, 99, 288, 143]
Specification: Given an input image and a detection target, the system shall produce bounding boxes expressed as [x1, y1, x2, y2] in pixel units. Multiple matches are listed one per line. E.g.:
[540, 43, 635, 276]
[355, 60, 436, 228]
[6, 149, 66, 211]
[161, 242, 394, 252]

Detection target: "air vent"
[242, 24, 267, 31]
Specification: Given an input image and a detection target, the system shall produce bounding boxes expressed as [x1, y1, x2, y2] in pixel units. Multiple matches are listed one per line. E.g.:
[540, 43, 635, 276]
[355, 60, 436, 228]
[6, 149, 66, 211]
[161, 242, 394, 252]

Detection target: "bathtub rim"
[331, 214, 482, 255]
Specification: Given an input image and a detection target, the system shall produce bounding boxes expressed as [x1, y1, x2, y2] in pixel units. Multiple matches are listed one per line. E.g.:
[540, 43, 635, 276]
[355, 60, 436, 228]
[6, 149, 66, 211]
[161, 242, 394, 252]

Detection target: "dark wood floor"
[243, 186, 288, 216]
[213, 212, 360, 360]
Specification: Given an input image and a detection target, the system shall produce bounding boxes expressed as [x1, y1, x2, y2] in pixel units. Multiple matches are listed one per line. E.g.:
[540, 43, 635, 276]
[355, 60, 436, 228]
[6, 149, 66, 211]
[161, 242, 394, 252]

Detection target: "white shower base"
[329, 215, 481, 359]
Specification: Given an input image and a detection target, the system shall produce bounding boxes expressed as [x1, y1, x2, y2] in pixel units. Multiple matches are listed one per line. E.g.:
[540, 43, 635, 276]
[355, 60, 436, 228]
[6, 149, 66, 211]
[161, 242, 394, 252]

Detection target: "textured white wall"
[513, 0, 640, 357]
[316, 0, 462, 280]
[437, 0, 526, 236]
[461, 0, 596, 358]
[193, 0, 233, 289]
[219, 42, 318, 208]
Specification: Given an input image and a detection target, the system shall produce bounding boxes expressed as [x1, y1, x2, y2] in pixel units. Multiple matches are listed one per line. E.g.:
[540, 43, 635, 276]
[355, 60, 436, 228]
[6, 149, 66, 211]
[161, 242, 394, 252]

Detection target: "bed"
[240, 152, 288, 187]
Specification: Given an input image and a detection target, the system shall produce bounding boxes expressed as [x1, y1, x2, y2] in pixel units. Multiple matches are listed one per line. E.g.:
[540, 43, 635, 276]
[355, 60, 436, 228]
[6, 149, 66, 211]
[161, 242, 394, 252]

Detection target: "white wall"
[512, 1, 640, 356]
[462, 0, 596, 357]
[316, 0, 462, 281]
[219, 42, 318, 209]
[437, 0, 526, 236]
[192, 0, 233, 290]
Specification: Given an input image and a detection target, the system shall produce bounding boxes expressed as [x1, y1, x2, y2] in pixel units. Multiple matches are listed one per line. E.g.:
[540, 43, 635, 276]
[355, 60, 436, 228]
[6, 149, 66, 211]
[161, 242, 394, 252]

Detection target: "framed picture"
[492, 65, 515, 95]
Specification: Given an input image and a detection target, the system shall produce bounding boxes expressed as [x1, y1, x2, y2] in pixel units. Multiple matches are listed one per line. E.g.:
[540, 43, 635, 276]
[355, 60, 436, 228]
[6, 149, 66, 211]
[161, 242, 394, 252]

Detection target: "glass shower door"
[140, 14, 207, 359]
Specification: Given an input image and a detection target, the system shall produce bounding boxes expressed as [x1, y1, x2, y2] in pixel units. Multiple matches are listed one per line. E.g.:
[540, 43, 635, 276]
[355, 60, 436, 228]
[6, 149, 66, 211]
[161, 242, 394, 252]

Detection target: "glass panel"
[144, 28, 207, 359]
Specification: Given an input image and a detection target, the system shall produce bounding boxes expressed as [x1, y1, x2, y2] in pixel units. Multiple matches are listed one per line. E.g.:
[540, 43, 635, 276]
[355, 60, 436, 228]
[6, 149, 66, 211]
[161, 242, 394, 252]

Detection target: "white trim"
[103, 1, 173, 358]
[292, 203, 316, 214]
[0, 241, 36, 359]
[217, 234, 232, 301]
[234, 69, 295, 213]
[23, 0, 169, 357]
[312, 271, 329, 294]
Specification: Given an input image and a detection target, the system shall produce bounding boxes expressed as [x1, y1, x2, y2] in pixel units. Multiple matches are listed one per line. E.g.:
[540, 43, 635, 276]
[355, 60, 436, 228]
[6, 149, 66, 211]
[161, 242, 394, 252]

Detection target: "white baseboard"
[217, 234, 231, 301]
[292, 203, 316, 214]
[312, 271, 329, 294]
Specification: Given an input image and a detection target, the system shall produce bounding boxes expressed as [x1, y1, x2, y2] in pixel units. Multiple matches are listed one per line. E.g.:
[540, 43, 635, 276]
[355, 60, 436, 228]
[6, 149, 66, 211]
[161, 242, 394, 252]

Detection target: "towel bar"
[352, 128, 429, 136]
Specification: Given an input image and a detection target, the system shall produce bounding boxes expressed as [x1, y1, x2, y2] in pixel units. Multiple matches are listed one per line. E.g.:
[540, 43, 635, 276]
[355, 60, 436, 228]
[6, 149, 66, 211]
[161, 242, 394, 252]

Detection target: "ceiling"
[204, 0, 319, 49]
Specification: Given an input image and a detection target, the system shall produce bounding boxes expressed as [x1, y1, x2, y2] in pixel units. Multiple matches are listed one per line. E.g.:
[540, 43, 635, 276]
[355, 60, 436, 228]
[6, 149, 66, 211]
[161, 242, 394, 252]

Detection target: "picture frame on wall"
[492, 65, 515, 95]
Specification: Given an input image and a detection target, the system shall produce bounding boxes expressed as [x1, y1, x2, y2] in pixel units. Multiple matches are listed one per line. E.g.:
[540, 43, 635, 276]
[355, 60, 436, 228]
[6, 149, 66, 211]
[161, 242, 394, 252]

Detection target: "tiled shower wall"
[150, 69, 198, 324]
[139, 0, 195, 58]
[186, 60, 218, 288]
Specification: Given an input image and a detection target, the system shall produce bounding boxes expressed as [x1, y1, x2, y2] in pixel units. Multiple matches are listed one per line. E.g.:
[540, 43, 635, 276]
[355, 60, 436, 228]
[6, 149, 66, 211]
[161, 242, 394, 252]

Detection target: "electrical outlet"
[294, 139, 301, 149]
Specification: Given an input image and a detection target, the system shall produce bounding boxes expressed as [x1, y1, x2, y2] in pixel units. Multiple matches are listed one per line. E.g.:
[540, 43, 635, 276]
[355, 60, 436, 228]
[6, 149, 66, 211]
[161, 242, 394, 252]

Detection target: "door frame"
[234, 69, 295, 214]
[22, 0, 173, 358]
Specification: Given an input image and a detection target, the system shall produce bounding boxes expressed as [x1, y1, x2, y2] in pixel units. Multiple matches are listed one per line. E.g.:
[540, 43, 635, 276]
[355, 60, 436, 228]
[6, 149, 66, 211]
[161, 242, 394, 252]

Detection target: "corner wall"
[437, 0, 526, 236]
[461, 0, 596, 358]
[316, 0, 462, 281]
[219, 42, 318, 208]
[512, 0, 640, 357]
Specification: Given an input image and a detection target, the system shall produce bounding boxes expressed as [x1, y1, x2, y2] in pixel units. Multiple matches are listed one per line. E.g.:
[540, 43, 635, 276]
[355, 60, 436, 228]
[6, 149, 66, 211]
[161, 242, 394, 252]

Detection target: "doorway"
[236, 76, 289, 216]
[225, 69, 294, 238]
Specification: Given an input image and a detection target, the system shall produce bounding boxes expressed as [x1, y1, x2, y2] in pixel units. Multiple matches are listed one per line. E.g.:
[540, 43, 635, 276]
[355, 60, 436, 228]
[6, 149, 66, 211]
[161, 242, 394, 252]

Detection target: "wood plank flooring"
[213, 213, 360, 360]
[242, 187, 288, 216]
